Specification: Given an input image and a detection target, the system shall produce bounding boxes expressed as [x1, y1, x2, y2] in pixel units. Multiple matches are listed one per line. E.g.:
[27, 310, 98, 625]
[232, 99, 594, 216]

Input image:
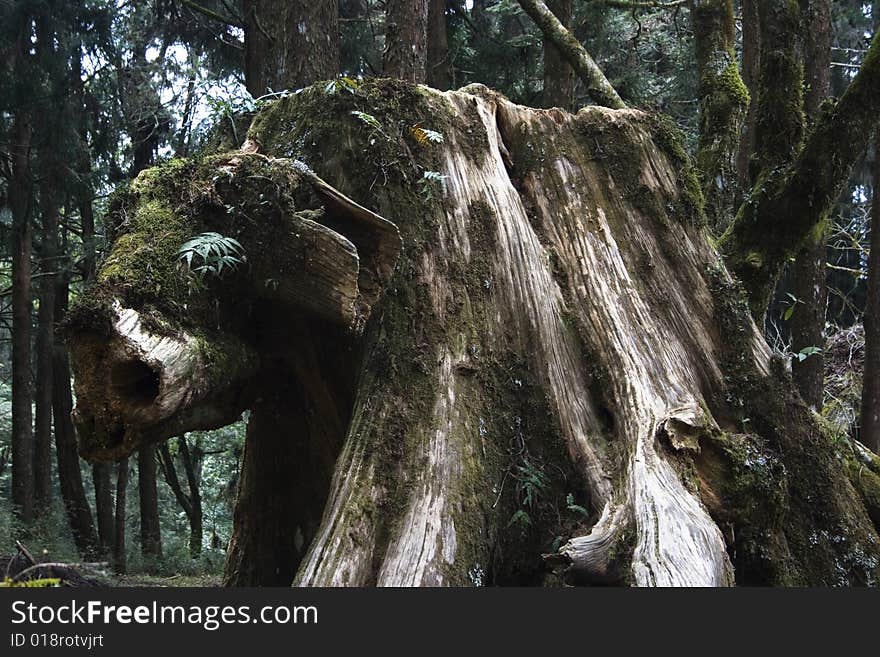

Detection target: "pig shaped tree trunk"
[67, 80, 880, 587]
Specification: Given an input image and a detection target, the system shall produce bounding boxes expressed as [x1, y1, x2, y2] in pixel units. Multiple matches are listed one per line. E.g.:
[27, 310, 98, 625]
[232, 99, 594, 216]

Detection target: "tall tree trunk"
[736, 0, 760, 193]
[862, 145, 880, 454]
[385, 0, 429, 82]
[690, 0, 749, 233]
[541, 0, 573, 110]
[93, 464, 115, 555]
[113, 459, 129, 574]
[225, 345, 353, 585]
[33, 172, 59, 515]
[138, 446, 163, 563]
[178, 437, 203, 558]
[10, 112, 34, 525]
[790, 0, 831, 410]
[78, 130, 112, 553]
[861, 7, 880, 455]
[81, 165, 113, 552]
[52, 269, 99, 557]
[427, 0, 451, 90]
[243, 0, 340, 97]
[157, 437, 203, 558]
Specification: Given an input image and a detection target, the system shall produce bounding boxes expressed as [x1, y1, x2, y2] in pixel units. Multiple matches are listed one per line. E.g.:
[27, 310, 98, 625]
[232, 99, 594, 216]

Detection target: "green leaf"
[350, 110, 383, 131]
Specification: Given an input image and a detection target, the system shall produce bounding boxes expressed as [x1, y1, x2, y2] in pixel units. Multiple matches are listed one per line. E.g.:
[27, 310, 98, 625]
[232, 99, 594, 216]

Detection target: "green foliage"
[0, 577, 62, 588]
[795, 346, 822, 362]
[507, 458, 551, 532]
[418, 170, 448, 201]
[325, 77, 360, 95]
[410, 126, 444, 145]
[350, 110, 384, 133]
[565, 493, 589, 518]
[177, 232, 245, 283]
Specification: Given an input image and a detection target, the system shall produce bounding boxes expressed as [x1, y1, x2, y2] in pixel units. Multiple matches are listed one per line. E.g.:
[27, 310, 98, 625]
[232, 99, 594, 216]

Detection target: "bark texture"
[10, 113, 34, 524]
[790, 0, 831, 411]
[243, 0, 339, 97]
[113, 459, 128, 573]
[69, 80, 880, 586]
[33, 175, 58, 515]
[138, 445, 163, 561]
[385, 0, 429, 83]
[863, 150, 880, 455]
[53, 273, 99, 558]
[736, 0, 760, 193]
[690, 0, 749, 233]
[427, 0, 451, 90]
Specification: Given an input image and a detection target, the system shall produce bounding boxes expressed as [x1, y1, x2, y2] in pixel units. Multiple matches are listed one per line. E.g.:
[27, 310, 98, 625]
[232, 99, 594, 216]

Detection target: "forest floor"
[105, 573, 222, 587]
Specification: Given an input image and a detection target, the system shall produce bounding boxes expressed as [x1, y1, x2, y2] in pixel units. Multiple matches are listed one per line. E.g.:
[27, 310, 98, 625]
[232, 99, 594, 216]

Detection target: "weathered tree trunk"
[138, 445, 163, 563]
[10, 112, 34, 525]
[790, 0, 831, 410]
[243, 0, 339, 97]
[67, 78, 880, 586]
[113, 459, 128, 573]
[541, 0, 573, 110]
[427, 0, 451, 90]
[385, 0, 429, 83]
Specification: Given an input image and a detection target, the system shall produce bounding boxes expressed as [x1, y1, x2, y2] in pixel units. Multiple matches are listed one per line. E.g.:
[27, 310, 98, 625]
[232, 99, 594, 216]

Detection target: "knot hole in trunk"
[111, 360, 160, 408]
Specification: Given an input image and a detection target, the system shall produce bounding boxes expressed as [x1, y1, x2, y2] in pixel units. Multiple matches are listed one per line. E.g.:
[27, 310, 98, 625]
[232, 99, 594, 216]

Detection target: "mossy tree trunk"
[736, 0, 760, 195]
[690, 0, 749, 233]
[721, 23, 880, 320]
[67, 79, 880, 586]
[790, 0, 831, 411]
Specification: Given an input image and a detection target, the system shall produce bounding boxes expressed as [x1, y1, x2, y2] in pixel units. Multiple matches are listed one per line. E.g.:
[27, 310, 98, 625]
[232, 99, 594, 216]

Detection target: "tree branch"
[516, 0, 626, 109]
[594, 0, 687, 8]
[178, 0, 243, 29]
[721, 28, 880, 318]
